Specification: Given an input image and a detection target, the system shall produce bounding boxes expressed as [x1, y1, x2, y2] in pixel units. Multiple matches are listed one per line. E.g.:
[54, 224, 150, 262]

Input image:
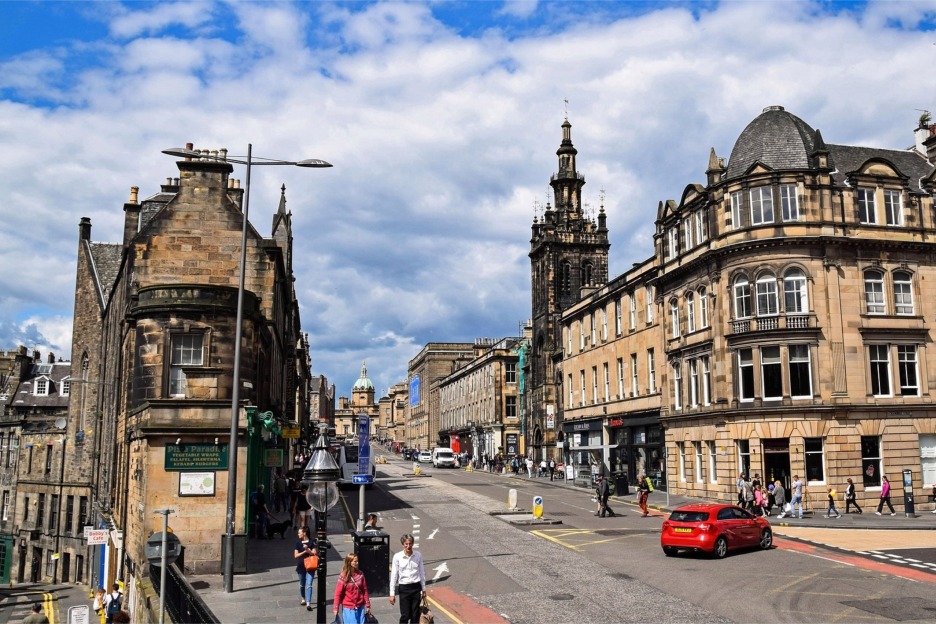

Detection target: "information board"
[165, 444, 228, 471]
[358, 415, 371, 477]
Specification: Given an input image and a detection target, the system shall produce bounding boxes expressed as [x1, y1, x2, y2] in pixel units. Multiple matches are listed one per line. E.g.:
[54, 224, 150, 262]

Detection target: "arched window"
[560, 262, 572, 295]
[893, 270, 914, 315]
[686, 292, 696, 333]
[733, 276, 752, 319]
[698, 287, 709, 328]
[583, 263, 594, 287]
[783, 269, 808, 314]
[670, 298, 680, 338]
[755, 273, 778, 316]
[863, 269, 885, 315]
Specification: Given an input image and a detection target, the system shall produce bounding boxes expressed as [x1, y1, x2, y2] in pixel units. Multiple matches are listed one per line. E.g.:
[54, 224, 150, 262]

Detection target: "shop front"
[562, 418, 605, 489]
[608, 412, 666, 491]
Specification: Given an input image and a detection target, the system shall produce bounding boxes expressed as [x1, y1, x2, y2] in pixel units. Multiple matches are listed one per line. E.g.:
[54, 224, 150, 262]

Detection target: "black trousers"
[845, 497, 862, 513]
[397, 582, 422, 624]
[877, 495, 895, 514]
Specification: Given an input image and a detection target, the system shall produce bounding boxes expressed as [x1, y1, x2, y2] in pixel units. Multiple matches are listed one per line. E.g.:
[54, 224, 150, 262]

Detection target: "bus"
[334, 440, 377, 486]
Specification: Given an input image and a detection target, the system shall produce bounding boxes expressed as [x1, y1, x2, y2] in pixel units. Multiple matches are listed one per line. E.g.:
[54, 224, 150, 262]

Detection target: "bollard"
[508, 488, 518, 510]
[533, 495, 543, 519]
[413, 462, 421, 476]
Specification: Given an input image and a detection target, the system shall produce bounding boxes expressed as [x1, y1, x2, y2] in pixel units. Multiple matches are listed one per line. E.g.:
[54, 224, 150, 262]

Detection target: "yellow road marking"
[427, 595, 463, 624]
[531, 527, 641, 551]
[44, 592, 55, 624]
[767, 571, 819, 594]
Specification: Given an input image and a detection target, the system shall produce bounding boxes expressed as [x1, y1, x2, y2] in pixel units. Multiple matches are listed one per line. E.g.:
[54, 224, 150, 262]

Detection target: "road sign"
[69, 605, 90, 624]
[86, 529, 108, 545]
[352, 474, 374, 485]
[358, 415, 371, 477]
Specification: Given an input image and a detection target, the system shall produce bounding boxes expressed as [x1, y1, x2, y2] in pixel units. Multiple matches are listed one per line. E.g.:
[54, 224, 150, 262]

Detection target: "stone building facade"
[378, 382, 408, 448]
[335, 363, 379, 439]
[437, 337, 524, 461]
[557, 106, 936, 511]
[406, 343, 475, 450]
[71, 147, 313, 609]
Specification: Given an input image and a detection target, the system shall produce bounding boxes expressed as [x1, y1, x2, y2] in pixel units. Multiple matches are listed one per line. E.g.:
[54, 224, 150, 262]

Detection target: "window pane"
[864, 271, 885, 314]
[898, 345, 918, 396]
[781, 184, 799, 221]
[789, 345, 812, 398]
[860, 436, 881, 487]
[739, 349, 754, 401]
[858, 188, 876, 224]
[884, 190, 902, 226]
[784, 270, 808, 313]
[756, 276, 778, 316]
[894, 272, 913, 315]
[761, 346, 782, 399]
[734, 278, 751, 318]
[869, 345, 890, 396]
[804, 437, 824, 482]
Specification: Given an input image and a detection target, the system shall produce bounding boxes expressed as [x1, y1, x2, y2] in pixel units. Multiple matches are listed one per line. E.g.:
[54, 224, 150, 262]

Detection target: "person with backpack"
[637, 474, 652, 517]
[104, 583, 123, 624]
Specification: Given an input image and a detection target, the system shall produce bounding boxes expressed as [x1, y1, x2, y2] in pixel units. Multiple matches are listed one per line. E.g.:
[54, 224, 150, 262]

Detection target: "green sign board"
[165, 444, 229, 471]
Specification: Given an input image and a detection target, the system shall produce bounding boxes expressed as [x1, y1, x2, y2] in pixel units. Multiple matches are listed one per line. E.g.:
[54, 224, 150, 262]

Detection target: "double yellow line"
[39, 592, 56, 624]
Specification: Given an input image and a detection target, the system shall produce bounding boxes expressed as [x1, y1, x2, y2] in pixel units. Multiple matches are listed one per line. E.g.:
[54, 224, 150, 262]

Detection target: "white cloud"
[1, 1, 934, 395]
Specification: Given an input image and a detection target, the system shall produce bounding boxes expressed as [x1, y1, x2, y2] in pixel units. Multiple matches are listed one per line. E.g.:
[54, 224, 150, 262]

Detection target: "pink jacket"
[881, 479, 890, 497]
[334, 570, 370, 610]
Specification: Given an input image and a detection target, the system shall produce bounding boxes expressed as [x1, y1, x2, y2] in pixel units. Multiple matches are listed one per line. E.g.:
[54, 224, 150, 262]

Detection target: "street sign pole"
[358, 414, 370, 532]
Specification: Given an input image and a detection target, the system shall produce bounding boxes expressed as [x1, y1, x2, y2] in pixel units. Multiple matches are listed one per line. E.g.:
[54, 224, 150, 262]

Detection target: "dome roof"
[353, 361, 374, 391]
[726, 106, 819, 180]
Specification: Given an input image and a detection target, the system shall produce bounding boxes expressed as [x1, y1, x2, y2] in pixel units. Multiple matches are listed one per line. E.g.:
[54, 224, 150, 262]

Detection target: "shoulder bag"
[304, 553, 319, 571]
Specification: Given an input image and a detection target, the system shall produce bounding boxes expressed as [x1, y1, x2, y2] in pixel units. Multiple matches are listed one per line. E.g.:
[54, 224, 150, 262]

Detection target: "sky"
[1, 0, 934, 399]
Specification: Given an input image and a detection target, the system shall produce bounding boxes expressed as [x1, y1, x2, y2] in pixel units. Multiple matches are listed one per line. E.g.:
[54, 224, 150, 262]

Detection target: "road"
[344, 454, 936, 623]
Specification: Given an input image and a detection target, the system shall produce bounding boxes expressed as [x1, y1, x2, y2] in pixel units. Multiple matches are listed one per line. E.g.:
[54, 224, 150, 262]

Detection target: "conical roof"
[726, 105, 818, 179]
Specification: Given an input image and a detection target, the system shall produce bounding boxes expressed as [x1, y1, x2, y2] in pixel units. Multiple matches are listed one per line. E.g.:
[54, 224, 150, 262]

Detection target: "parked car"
[418, 450, 432, 463]
[660, 503, 772, 559]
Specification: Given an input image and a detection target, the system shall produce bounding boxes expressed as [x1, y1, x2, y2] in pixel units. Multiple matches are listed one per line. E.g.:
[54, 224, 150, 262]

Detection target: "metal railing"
[151, 560, 220, 624]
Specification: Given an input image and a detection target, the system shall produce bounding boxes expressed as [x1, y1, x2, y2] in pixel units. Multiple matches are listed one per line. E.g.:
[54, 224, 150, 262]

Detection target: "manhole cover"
[549, 594, 574, 601]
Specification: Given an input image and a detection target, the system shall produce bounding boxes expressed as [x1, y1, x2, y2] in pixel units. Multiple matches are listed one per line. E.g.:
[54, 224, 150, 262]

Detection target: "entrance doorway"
[762, 438, 791, 491]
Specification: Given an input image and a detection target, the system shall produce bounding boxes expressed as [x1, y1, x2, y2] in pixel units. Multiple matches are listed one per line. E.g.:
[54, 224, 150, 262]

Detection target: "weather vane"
[564, 98, 569, 120]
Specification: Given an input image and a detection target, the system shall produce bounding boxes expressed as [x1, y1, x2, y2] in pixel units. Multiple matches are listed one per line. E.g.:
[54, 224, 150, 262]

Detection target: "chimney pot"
[184, 143, 194, 161]
[129, 186, 139, 203]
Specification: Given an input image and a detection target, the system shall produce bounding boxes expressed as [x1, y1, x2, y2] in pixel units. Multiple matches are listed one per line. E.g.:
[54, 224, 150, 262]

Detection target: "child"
[824, 487, 842, 518]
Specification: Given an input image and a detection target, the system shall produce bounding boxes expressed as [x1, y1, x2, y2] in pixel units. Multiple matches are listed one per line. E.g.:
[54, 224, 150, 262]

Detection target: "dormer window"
[884, 190, 903, 226]
[858, 188, 877, 224]
[34, 378, 49, 397]
[61, 380, 70, 397]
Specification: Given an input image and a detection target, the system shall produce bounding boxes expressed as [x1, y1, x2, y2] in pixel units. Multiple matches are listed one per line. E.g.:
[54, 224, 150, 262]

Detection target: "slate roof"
[827, 143, 934, 192]
[87, 242, 124, 307]
[726, 106, 818, 179]
[11, 360, 72, 411]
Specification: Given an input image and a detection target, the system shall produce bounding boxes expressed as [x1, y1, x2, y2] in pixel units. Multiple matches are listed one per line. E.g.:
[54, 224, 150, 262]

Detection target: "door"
[0, 537, 10, 584]
[763, 439, 791, 491]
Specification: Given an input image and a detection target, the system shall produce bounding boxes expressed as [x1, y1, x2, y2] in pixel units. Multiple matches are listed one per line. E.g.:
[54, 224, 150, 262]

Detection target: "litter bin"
[221, 534, 248, 574]
[613, 474, 629, 496]
[353, 530, 390, 596]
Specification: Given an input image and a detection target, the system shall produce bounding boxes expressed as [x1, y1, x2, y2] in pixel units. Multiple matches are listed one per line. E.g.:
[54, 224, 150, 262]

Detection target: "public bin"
[221, 534, 248, 574]
[353, 530, 390, 596]
[613, 474, 630, 496]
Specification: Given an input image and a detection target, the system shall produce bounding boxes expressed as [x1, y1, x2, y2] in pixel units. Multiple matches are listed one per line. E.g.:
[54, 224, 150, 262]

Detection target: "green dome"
[353, 361, 374, 391]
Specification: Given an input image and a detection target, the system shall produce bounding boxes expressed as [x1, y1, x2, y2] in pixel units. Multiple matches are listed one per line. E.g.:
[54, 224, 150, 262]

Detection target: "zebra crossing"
[858, 549, 936, 574]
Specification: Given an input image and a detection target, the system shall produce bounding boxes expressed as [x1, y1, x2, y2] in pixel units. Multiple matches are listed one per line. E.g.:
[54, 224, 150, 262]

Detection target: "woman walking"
[845, 478, 862, 514]
[876, 475, 896, 515]
[293, 526, 317, 612]
[334, 553, 372, 624]
[389, 533, 427, 624]
[637, 474, 651, 517]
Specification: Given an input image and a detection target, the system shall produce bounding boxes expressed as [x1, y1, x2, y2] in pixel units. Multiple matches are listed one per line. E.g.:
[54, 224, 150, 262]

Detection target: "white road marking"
[428, 528, 439, 540]
[432, 561, 449, 581]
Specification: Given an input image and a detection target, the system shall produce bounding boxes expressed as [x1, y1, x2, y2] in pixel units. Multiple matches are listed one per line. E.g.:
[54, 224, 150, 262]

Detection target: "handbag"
[419, 597, 434, 624]
[304, 554, 319, 571]
[364, 612, 379, 624]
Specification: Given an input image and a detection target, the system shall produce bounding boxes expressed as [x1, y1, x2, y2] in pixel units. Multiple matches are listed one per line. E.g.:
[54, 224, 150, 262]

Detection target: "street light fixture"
[162, 145, 332, 594]
[303, 423, 340, 624]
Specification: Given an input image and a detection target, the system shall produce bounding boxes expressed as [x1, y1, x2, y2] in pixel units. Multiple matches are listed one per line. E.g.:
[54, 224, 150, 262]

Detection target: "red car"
[660, 503, 772, 558]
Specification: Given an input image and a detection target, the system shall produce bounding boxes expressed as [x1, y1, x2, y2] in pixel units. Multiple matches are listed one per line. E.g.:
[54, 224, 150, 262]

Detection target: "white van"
[432, 447, 456, 468]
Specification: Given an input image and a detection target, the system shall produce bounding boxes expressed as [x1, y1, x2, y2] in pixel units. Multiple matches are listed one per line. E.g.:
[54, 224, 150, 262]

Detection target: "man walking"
[595, 475, 615, 517]
[790, 475, 804, 519]
[548, 458, 556, 481]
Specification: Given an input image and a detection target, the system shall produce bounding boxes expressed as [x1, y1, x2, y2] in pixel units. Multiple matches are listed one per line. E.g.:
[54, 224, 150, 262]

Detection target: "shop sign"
[264, 448, 284, 468]
[608, 417, 624, 427]
[165, 444, 228, 471]
[282, 426, 301, 439]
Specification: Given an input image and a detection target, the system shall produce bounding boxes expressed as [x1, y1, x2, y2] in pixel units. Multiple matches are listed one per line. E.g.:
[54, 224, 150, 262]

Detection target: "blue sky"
[1, 0, 934, 397]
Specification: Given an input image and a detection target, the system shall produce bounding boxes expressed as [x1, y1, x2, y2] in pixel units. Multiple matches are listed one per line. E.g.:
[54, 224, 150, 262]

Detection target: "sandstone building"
[556, 107, 936, 511]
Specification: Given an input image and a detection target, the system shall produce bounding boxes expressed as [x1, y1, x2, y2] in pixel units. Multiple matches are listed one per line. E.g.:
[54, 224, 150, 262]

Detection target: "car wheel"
[759, 528, 773, 550]
[662, 546, 677, 557]
[713, 536, 728, 559]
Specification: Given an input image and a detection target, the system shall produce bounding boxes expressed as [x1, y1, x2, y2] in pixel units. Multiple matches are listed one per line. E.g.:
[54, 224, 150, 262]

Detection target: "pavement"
[191, 457, 936, 624]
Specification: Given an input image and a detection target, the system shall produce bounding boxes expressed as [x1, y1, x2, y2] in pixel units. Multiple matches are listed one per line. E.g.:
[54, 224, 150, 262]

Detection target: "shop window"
[804, 438, 825, 483]
[861, 436, 881, 487]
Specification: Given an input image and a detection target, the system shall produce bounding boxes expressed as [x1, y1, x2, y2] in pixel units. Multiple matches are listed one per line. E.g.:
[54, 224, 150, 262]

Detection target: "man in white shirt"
[389, 533, 426, 623]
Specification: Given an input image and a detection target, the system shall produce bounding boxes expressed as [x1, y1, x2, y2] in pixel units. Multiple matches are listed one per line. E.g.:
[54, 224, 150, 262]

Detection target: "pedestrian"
[389, 533, 427, 624]
[753, 484, 766, 516]
[539, 458, 547, 477]
[790, 475, 804, 519]
[824, 487, 842, 518]
[525, 456, 534, 478]
[752, 473, 762, 490]
[273, 470, 289, 513]
[765, 483, 775, 516]
[595, 474, 615, 517]
[741, 475, 755, 512]
[293, 484, 313, 528]
[92, 587, 106, 616]
[548, 458, 556, 481]
[876, 475, 896, 515]
[250, 484, 273, 538]
[333, 553, 372, 624]
[736, 473, 746, 506]
[23, 602, 48, 624]
[637, 474, 651, 517]
[844, 478, 862, 514]
[103, 583, 123, 624]
[294, 526, 317, 612]
[363, 513, 379, 531]
[111, 611, 131, 623]
[774, 480, 788, 518]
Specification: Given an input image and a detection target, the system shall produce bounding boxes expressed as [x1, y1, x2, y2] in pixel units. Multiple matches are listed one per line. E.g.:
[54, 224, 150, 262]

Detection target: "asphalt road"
[349, 456, 936, 624]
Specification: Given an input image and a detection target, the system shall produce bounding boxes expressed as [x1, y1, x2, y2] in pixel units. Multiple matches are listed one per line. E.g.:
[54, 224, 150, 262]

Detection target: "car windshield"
[438, 451, 453, 457]
[669, 510, 709, 522]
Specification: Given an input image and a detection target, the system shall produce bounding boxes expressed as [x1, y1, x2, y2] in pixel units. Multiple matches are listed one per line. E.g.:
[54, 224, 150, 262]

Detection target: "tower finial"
[564, 98, 569, 121]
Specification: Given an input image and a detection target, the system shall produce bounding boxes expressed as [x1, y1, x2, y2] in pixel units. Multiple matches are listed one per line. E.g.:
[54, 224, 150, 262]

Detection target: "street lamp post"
[303, 423, 340, 624]
[162, 145, 331, 593]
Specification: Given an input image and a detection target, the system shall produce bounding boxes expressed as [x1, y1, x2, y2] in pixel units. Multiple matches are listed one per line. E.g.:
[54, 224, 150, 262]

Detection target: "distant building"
[407, 343, 476, 450]
[335, 362, 378, 439]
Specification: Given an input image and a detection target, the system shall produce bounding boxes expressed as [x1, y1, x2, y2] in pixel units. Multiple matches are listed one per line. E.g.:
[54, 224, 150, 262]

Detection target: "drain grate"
[842, 597, 936, 621]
